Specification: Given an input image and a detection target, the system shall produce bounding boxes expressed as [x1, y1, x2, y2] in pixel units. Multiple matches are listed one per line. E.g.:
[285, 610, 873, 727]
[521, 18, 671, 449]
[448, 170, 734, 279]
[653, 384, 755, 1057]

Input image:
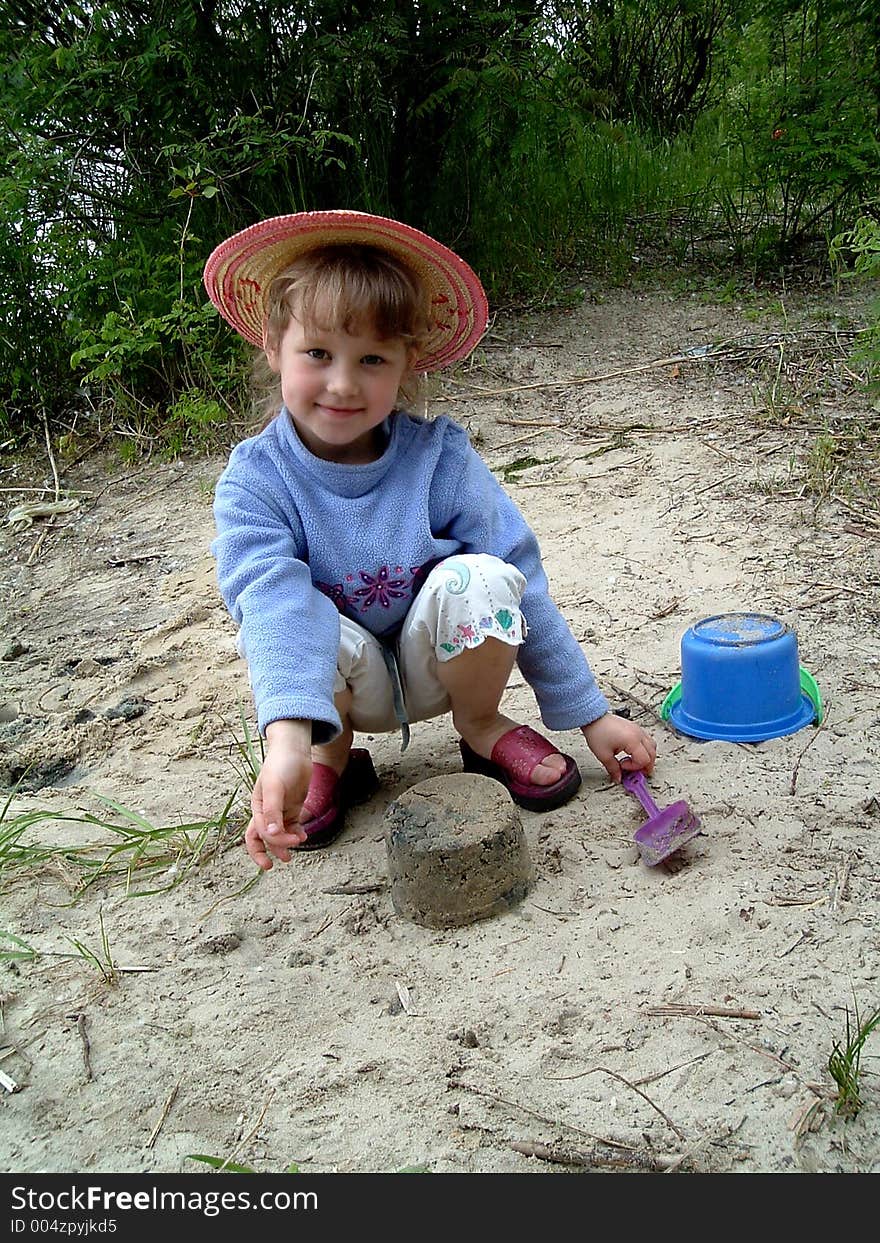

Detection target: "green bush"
[831, 214, 880, 390]
[714, 8, 880, 262]
[3, 2, 879, 443]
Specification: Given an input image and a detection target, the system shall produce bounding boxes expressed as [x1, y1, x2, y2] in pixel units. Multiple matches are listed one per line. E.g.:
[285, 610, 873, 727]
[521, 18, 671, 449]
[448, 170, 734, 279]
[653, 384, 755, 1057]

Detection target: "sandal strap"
[490, 725, 558, 784]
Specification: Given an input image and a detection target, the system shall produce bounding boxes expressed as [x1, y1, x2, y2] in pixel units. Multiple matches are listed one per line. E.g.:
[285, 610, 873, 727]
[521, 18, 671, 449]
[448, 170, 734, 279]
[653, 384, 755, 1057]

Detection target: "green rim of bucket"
[660, 666, 823, 725]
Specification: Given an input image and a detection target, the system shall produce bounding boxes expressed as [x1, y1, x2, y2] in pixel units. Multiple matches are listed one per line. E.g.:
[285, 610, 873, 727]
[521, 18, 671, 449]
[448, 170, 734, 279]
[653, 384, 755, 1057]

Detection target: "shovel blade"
[634, 801, 701, 867]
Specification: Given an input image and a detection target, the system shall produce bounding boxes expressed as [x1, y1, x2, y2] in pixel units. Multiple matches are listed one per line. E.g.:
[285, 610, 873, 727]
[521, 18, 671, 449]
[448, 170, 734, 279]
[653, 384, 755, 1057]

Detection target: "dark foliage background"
[1, 1, 878, 443]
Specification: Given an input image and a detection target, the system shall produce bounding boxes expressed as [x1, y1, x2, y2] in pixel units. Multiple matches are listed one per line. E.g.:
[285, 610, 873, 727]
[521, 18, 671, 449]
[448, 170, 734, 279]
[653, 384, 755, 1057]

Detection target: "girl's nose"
[326, 363, 359, 396]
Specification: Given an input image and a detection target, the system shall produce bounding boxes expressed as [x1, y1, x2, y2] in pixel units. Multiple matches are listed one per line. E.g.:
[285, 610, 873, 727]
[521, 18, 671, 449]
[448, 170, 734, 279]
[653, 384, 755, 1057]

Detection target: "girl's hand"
[581, 713, 656, 783]
[245, 720, 313, 870]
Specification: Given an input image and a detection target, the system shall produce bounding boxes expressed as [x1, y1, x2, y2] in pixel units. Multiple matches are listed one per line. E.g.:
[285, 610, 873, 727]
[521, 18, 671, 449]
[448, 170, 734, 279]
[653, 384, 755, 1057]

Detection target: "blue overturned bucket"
[661, 613, 822, 743]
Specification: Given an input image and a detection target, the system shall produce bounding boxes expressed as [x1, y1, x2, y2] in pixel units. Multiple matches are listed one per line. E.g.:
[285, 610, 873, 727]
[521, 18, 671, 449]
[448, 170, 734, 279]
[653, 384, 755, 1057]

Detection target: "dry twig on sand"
[65, 1012, 93, 1081]
[790, 702, 830, 796]
[147, 1079, 182, 1150]
[217, 1089, 276, 1173]
[544, 1066, 687, 1140]
[605, 677, 679, 734]
[510, 1139, 684, 1172]
[449, 1078, 632, 1151]
[646, 1003, 762, 1020]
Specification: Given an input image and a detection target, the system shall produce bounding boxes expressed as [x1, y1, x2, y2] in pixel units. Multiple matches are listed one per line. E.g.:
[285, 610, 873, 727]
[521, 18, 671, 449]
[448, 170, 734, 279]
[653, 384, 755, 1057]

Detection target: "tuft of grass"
[0, 930, 39, 962]
[752, 353, 807, 424]
[67, 907, 117, 985]
[803, 431, 844, 501]
[499, 454, 558, 484]
[828, 995, 880, 1120]
[228, 704, 263, 794]
[186, 1154, 299, 1174]
[0, 787, 243, 900]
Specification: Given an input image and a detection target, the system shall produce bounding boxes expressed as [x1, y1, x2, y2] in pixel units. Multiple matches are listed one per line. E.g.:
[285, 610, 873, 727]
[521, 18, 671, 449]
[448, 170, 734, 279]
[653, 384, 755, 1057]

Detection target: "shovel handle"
[621, 770, 663, 819]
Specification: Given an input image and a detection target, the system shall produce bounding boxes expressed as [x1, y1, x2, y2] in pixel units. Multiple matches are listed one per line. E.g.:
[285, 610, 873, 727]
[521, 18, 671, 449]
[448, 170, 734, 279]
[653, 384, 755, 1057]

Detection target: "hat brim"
[203, 210, 489, 372]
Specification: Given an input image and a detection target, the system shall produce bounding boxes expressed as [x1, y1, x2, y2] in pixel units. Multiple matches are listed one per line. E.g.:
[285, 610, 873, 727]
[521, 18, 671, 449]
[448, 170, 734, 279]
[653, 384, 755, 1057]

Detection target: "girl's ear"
[263, 327, 281, 374]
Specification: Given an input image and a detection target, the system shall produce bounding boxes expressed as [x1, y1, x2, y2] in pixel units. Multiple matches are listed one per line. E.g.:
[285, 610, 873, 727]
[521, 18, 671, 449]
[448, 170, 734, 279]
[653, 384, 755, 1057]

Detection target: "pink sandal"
[298, 748, 379, 850]
[459, 725, 581, 812]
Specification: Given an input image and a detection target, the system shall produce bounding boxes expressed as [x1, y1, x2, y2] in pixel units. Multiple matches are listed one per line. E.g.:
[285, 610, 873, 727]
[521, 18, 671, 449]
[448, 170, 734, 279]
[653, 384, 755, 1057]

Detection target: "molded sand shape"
[384, 773, 532, 928]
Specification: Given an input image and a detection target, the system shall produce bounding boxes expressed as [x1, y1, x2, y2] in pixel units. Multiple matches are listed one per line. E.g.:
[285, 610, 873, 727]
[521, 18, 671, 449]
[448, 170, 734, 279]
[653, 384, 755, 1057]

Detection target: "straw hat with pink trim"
[203, 209, 489, 373]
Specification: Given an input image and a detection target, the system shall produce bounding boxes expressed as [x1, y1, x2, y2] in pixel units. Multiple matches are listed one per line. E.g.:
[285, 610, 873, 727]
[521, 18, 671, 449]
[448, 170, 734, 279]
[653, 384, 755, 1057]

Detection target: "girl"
[205, 211, 656, 871]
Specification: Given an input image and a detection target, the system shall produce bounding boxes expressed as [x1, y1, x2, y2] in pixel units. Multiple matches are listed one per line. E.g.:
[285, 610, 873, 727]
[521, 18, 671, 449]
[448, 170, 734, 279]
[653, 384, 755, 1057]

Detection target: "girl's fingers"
[245, 816, 307, 869]
[245, 820, 274, 870]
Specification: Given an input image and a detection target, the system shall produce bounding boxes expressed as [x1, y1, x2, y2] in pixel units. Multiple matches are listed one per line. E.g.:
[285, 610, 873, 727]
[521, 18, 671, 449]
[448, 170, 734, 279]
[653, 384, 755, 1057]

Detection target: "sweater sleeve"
[440, 427, 609, 730]
[212, 471, 342, 741]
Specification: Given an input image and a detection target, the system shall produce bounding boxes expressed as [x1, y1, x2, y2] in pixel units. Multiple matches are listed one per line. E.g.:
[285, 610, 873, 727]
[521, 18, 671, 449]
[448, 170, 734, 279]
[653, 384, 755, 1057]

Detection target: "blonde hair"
[252, 244, 431, 428]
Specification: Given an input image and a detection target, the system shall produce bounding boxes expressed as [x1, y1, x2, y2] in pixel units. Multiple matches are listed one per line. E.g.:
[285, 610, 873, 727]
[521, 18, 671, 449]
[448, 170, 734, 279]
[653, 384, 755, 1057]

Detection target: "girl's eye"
[306, 348, 329, 360]
[362, 354, 385, 366]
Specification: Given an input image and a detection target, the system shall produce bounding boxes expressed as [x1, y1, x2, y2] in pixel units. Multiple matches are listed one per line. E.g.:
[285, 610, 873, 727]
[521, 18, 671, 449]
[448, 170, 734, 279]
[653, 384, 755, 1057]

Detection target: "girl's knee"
[409, 555, 526, 660]
[424, 554, 525, 603]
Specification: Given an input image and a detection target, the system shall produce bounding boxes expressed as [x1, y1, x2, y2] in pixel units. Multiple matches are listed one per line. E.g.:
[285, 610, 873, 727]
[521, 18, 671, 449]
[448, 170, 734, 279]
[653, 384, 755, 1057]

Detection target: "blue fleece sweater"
[211, 409, 609, 739]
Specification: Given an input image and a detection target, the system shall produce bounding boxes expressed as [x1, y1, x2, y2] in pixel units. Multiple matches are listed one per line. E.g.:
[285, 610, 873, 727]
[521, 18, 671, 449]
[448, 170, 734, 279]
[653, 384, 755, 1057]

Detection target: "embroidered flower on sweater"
[315, 581, 352, 610]
[352, 565, 410, 610]
[317, 563, 431, 616]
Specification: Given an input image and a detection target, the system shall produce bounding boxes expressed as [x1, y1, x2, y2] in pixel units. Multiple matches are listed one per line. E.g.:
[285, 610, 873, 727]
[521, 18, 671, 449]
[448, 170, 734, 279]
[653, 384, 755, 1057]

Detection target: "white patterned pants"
[337, 554, 527, 736]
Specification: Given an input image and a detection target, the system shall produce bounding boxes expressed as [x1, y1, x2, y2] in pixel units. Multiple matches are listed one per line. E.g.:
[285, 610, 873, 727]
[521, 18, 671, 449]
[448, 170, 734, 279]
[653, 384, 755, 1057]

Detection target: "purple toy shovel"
[621, 770, 702, 866]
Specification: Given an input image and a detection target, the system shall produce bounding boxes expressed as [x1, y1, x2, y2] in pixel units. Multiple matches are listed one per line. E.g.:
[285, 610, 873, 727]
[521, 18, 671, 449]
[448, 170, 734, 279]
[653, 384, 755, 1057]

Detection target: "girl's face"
[266, 315, 414, 464]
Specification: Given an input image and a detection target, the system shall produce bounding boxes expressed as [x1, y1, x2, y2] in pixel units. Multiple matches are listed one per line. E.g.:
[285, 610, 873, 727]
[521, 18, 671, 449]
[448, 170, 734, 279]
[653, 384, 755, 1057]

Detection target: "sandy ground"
[2, 281, 879, 1175]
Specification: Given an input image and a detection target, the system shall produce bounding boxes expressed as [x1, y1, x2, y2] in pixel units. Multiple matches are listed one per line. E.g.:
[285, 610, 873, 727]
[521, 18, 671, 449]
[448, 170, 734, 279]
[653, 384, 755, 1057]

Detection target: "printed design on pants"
[438, 559, 471, 595]
[316, 564, 429, 614]
[432, 557, 526, 656]
[439, 608, 521, 654]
